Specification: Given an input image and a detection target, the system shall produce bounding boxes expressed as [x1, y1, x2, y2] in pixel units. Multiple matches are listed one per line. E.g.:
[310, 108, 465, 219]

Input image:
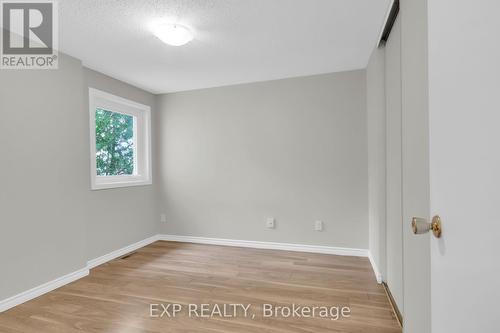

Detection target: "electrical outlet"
[160, 214, 167, 223]
[266, 217, 275, 229]
[315, 220, 323, 231]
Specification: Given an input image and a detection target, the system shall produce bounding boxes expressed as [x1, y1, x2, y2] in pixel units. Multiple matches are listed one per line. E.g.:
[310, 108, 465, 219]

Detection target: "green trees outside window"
[95, 108, 135, 176]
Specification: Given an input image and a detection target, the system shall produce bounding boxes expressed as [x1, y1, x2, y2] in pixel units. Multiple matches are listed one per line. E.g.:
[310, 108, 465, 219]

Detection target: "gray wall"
[366, 46, 386, 280]
[156, 71, 369, 248]
[0, 54, 158, 300]
[0, 54, 89, 300]
[84, 69, 158, 260]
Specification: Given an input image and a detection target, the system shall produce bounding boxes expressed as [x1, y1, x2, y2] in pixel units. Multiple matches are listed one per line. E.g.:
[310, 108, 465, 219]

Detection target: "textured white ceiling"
[59, 0, 391, 93]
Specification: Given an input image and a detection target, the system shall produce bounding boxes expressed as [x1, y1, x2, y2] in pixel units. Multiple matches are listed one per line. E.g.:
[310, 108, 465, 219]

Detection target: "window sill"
[91, 176, 152, 190]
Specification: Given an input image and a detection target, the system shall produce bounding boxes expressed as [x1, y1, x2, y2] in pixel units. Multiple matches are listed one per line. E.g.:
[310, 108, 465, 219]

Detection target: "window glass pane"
[95, 108, 135, 176]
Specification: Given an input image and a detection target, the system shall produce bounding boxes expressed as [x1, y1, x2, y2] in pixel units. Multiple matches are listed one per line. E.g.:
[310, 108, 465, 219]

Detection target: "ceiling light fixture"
[152, 23, 193, 46]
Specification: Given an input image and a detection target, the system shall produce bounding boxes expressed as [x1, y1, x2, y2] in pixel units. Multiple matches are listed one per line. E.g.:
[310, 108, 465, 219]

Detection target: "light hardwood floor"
[0, 241, 401, 333]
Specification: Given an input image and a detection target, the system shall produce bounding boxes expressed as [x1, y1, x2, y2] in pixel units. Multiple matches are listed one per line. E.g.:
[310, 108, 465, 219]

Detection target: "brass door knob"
[412, 215, 442, 238]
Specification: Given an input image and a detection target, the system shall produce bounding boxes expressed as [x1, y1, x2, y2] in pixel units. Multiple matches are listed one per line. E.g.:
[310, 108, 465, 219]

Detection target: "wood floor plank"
[0, 241, 401, 333]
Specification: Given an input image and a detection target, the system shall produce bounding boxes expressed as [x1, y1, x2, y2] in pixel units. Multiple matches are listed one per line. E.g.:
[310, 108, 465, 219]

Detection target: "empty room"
[0, 1, 498, 332]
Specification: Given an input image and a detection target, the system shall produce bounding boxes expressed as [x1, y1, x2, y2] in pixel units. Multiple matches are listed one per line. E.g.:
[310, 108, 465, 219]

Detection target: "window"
[89, 88, 151, 190]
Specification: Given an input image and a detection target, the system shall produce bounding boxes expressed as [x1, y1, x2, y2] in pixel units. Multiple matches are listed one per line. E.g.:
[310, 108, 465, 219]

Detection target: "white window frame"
[89, 88, 152, 190]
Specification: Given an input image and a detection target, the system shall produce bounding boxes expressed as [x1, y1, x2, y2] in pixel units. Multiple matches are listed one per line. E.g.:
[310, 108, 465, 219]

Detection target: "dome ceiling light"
[152, 23, 193, 46]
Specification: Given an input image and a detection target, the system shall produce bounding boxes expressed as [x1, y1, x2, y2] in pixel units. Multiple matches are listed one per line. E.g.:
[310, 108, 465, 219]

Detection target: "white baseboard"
[0, 267, 89, 313]
[87, 234, 159, 269]
[159, 235, 381, 283]
[368, 251, 383, 284]
[0, 234, 159, 313]
[158, 234, 369, 257]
